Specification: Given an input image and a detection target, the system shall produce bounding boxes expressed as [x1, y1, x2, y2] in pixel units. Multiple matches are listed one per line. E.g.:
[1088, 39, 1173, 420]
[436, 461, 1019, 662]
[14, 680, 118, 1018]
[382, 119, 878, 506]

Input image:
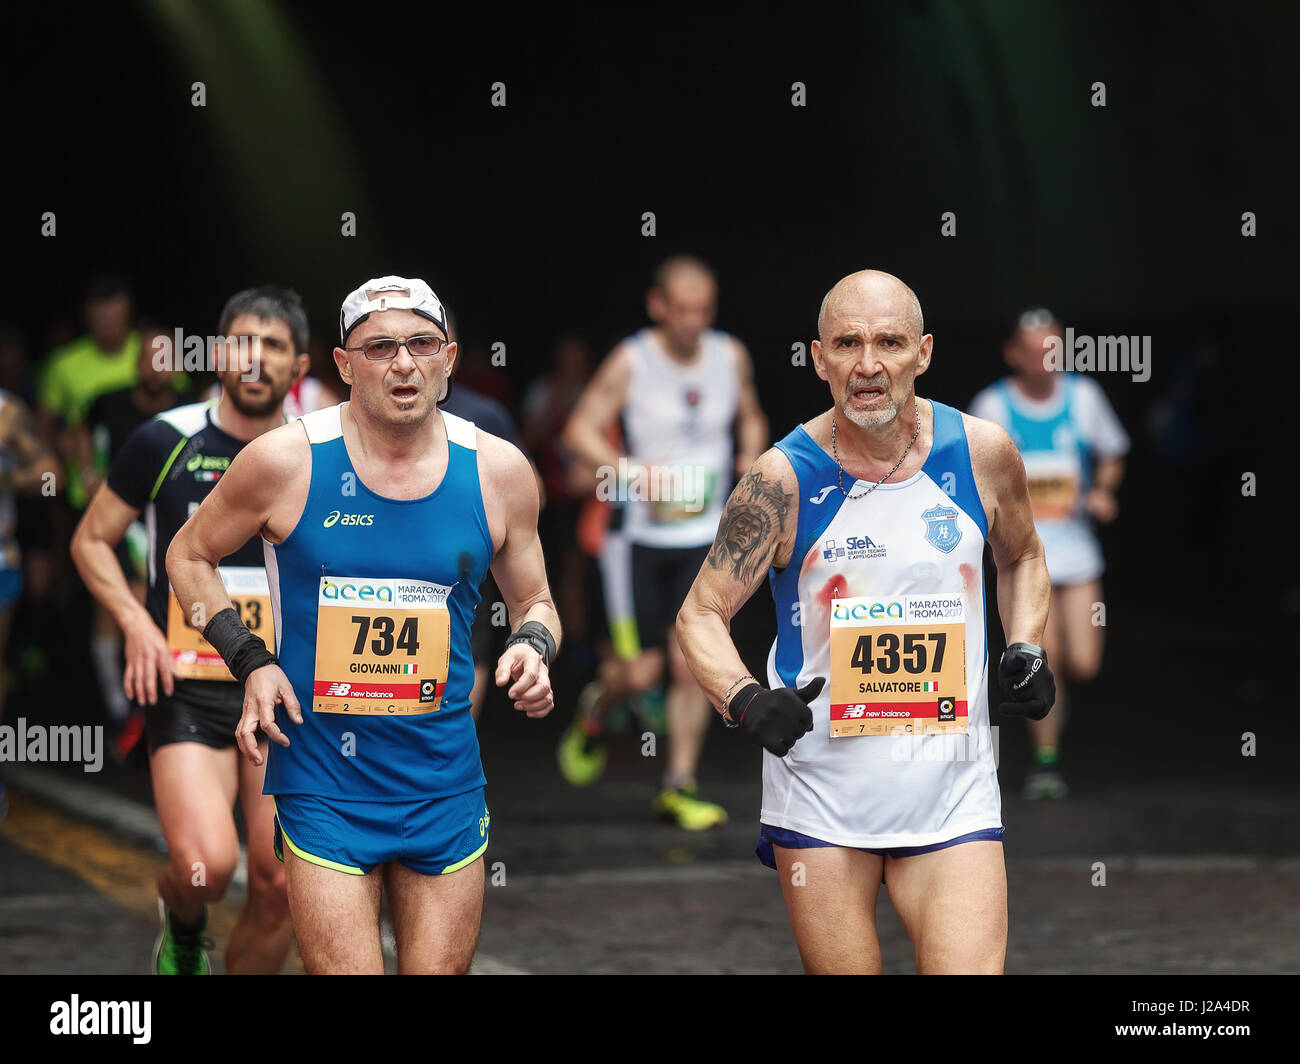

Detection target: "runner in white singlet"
[560, 256, 768, 829]
[678, 270, 1055, 973]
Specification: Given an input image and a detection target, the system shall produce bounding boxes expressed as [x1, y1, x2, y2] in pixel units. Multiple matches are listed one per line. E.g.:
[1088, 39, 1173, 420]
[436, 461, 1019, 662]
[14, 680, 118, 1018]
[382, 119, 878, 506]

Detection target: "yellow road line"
[2, 792, 168, 914]
[1, 791, 302, 973]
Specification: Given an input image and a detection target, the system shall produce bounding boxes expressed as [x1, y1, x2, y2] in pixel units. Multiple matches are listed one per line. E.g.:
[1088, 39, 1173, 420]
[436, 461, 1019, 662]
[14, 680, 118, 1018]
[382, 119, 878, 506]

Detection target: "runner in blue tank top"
[168, 276, 560, 975]
[678, 271, 1055, 974]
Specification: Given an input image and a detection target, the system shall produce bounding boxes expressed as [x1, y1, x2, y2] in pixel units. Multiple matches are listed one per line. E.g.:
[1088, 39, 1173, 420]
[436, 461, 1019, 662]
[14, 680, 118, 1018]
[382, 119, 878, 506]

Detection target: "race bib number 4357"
[312, 577, 452, 716]
[828, 594, 968, 737]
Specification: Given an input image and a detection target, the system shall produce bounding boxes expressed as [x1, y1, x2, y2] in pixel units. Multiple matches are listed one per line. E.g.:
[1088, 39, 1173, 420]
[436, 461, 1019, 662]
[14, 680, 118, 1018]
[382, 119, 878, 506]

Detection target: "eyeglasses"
[347, 334, 450, 361]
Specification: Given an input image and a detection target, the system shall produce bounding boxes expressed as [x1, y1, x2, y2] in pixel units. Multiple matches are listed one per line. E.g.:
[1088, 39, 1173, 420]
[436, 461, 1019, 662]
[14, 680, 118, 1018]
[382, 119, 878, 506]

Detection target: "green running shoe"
[652, 782, 728, 830]
[1023, 769, 1069, 800]
[152, 900, 212, 975]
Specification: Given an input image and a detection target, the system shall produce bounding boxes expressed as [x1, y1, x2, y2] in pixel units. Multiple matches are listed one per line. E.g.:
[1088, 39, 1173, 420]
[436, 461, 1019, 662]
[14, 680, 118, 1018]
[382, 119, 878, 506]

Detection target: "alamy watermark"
[50, 996, 150, 1044]
[595, 460, 713, 513]
[0, 718, 104, 772]
[888, 725, 1000, 768]
[150, 329, 261, 381]
[1043, 328, 1150, 383]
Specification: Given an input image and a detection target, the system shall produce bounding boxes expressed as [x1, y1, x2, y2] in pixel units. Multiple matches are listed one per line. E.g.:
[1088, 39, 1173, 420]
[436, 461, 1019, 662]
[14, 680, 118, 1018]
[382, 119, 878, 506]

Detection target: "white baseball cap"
[339, 276, 447, 344]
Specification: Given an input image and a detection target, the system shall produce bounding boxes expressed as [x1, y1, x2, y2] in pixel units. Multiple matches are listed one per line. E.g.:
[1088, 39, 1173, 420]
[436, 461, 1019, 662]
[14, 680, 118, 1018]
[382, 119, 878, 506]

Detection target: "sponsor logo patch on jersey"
[822, 535, 886, 561]
[186, 454, 231, 473]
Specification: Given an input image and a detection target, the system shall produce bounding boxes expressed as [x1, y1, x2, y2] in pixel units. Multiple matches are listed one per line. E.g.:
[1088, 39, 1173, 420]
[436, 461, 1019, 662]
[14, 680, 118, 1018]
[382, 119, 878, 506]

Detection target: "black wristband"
[729, 683, 764, 726]
[504, 620, 557, 666]
[201, 607, 279, 685]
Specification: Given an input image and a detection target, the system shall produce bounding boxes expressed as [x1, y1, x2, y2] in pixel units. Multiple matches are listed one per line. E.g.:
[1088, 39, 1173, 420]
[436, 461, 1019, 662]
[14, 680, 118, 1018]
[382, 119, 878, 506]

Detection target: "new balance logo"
[809, 485, 835, 504]
[324, 682, 351, 696]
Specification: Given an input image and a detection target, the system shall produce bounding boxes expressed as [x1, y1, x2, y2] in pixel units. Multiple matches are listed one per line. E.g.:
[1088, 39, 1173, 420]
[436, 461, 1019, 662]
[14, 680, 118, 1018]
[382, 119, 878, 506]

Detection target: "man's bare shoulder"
[961, 411, 1021, 472]
[960, 410, 1026, 510]
[595, 341, 635, 381]
[475, 427, 534, 490]
[723, 332, 751, 367]
[738, 444, 798, 497]
[233, 419, 311, 483]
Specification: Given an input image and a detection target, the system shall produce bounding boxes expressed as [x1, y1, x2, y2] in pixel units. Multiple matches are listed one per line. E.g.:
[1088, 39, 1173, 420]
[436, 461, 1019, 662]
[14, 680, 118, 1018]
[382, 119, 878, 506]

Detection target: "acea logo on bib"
[321, 580, 392, 602]
[831, 599, 903, 623]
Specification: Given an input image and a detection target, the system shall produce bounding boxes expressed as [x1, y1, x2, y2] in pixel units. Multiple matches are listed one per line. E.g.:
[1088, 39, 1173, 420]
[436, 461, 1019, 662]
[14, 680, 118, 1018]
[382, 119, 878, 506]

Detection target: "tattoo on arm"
[706, 471, 792, 584]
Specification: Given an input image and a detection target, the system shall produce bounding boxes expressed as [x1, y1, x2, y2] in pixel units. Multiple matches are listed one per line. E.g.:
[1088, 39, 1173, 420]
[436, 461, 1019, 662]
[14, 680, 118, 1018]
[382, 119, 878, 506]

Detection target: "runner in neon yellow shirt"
[38, 278, 140, 428]
[38, 278, 185, 507]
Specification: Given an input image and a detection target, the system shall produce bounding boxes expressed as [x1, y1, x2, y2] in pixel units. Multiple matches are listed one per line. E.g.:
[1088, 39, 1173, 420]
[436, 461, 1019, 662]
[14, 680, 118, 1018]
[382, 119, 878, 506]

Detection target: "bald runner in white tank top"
[761, 399, 1001, 848]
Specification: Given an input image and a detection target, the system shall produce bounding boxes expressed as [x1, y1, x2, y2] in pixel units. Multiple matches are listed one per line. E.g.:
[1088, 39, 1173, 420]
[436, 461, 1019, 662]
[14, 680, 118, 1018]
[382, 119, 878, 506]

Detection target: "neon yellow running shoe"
[557, 721, 608, 787]
[652, 783, 728, 831]
[558, 683, 609, 787]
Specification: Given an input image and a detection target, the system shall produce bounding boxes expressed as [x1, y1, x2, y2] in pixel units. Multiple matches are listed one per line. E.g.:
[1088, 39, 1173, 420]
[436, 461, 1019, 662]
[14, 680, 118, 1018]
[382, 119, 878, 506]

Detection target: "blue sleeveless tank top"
[262, 404, 492, 800]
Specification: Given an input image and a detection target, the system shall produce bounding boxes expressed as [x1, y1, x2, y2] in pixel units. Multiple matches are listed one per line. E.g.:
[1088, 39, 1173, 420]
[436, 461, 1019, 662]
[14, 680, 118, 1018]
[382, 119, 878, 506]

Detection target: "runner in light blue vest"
[970, 309, 1129, 800]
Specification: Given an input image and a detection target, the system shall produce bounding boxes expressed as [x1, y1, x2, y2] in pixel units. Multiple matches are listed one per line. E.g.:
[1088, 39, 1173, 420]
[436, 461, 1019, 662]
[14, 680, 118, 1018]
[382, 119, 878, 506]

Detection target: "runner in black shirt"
[71, 287, 309, 975]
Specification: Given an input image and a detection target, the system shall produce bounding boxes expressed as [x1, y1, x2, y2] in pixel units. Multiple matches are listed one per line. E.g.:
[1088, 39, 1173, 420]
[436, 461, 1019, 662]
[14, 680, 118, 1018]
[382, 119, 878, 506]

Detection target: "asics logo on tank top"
[322, 510, 375, 527]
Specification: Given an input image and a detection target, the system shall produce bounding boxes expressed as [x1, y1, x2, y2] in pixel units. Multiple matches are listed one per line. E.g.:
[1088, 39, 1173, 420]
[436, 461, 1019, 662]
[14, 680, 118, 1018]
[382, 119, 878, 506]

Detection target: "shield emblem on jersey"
[922, 503, 962, 554]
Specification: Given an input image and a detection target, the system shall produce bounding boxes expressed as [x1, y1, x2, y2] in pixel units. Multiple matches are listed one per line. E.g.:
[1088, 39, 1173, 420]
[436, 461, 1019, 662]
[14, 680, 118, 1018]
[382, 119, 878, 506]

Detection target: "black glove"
[730, 677, 823, 756]
[997, 643, 1056, 720]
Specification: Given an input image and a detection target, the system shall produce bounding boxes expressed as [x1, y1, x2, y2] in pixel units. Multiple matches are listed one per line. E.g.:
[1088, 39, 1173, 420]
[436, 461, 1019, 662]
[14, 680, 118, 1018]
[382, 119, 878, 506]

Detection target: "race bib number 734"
[828, 594, 968, 737]
[312, 577, 452, 715]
